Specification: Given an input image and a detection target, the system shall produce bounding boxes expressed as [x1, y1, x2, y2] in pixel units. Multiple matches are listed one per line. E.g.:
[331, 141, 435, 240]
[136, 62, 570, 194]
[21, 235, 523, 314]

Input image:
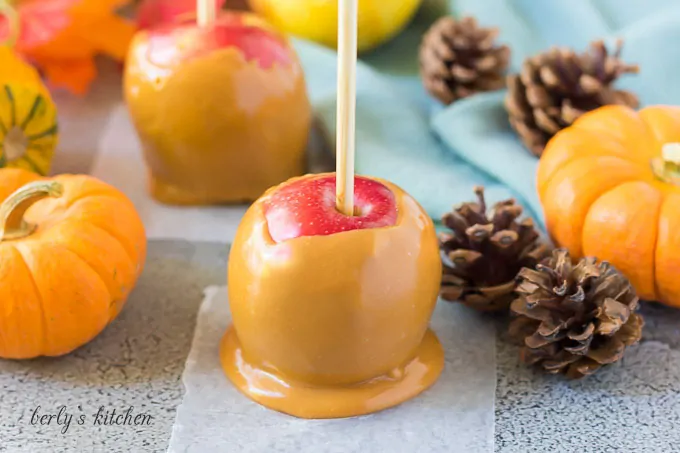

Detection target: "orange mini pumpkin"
[0, 168, 146, 359]
[538, 105, 680, 307]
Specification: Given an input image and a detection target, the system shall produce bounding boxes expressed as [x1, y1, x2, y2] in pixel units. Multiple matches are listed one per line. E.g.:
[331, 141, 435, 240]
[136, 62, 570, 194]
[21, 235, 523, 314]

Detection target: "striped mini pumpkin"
[0, 47, 59, 176]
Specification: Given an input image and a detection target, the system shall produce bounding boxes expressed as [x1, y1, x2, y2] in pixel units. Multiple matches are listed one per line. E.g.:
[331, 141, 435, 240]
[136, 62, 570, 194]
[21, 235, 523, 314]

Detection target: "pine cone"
[420, 16, 510, 105]
[505, 39, 639, 157]
[509, 248, 644, 379]
[439, 186, 549, 312]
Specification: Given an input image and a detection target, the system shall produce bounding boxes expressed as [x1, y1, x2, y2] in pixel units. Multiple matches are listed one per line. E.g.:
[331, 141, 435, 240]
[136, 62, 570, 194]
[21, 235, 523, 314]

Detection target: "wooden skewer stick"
[335, 0, 358, 216]
[197, 0, 217, 27]
[0, 1, 20, 47]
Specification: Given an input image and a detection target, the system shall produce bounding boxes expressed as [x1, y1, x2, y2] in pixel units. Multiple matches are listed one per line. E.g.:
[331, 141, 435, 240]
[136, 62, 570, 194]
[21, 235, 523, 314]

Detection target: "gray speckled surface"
[3, 239, 680, 453]
[0, 240, 227, 453]
[494, 303, 680, 453]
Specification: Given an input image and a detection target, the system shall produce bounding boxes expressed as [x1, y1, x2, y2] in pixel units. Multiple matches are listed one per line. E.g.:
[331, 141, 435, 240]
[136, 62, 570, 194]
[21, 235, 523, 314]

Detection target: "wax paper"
[167, 286, 496, 453]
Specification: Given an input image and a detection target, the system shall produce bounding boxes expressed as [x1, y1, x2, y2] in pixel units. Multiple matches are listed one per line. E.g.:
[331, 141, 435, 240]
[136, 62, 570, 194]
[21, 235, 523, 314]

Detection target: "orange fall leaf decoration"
[0, 0, 137, 95]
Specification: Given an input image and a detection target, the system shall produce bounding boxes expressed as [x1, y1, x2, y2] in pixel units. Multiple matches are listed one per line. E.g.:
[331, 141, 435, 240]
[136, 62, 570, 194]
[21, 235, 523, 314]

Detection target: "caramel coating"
[222, 173, 444, 418]
[123, 22, 311, 205]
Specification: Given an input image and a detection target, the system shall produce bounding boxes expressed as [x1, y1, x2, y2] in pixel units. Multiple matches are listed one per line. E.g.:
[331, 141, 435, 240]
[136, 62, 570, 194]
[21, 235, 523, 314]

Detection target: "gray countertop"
[0, 241, 226, 453]
[495, 302, 680, 453]
[3, 240, 680, 452]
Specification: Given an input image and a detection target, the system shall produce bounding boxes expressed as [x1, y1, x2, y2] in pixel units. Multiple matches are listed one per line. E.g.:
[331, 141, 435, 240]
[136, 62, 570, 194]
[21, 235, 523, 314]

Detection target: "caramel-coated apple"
[222, 173, 444, 419]
[124, 12, 311, 205]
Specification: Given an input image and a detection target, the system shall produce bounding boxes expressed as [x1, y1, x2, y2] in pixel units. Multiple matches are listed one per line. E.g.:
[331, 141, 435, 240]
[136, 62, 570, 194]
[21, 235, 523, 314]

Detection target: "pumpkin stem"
[0, 181, 63, 241]
[0, 1, 20, 48]
[652, 143, 680, 185]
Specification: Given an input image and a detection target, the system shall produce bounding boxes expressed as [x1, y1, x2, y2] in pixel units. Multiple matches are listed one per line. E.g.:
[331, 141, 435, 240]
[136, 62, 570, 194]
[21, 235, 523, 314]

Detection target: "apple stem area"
[335, 0, 359, 217]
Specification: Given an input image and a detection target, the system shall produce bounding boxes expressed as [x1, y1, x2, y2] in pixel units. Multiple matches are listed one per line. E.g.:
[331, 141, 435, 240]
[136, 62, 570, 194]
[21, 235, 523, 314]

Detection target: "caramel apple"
[221, 173, 444, 419]
[123, 11, 312, 205]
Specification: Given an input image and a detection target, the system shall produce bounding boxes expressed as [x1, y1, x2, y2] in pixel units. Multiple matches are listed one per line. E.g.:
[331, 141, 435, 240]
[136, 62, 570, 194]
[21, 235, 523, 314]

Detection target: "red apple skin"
[263, 175, 398, 243]
[139, 11, 293, 70]
[137, 0, 227, 29]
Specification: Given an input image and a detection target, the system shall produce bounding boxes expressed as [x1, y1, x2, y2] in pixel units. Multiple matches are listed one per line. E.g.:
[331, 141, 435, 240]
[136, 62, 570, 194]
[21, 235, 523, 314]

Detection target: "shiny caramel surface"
[123, 15, 312, 205]
[222, 173, 444, 418]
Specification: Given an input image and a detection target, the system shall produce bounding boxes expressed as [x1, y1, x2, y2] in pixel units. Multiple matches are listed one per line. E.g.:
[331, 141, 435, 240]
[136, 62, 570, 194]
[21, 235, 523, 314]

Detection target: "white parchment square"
[167, 286, 496, 453]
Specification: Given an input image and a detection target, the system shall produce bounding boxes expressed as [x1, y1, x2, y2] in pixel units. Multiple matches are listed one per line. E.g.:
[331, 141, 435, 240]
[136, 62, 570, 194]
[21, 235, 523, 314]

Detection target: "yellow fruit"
[249, 0, 423, 53]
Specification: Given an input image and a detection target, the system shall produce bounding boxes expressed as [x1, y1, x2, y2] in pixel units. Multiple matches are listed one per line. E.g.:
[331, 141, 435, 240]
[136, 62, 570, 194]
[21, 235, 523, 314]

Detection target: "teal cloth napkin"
[292, 0, 680, 229]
